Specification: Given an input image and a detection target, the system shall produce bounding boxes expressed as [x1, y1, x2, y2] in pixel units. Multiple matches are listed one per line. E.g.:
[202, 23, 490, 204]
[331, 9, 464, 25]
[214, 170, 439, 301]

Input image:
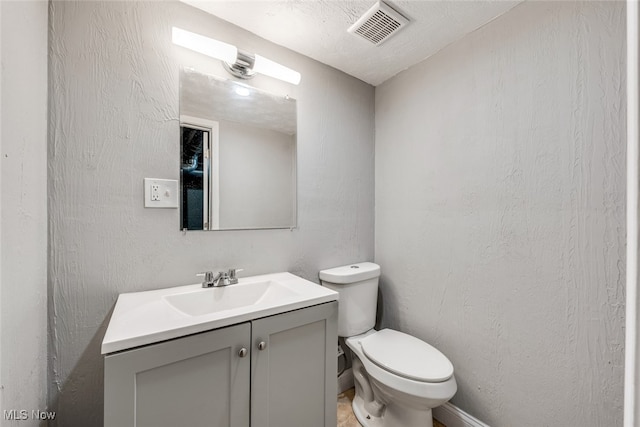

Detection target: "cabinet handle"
[238, 347, 248, 358]
[258, 341, 267, 351]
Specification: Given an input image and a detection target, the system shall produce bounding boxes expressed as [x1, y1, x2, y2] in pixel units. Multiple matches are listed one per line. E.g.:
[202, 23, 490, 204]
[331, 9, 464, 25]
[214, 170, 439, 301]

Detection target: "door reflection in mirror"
[181, 125, 210, 230]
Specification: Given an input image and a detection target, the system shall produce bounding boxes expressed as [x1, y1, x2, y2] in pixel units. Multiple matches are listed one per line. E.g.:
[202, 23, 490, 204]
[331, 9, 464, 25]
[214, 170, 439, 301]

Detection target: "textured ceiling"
[181, 0, 523, 86]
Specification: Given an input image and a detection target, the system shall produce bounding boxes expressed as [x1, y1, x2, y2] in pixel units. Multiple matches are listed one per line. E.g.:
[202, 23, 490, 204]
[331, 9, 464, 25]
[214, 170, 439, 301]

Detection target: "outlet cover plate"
[144, 178, 179, 208]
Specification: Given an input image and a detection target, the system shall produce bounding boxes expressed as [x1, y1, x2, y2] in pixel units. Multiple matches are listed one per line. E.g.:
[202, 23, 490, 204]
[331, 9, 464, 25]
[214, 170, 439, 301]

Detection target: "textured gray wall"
[219, 120, 295, 229]
[1, 1, 48, 425]
[48, 2, 374, 425]
[375, 2, 625, 426]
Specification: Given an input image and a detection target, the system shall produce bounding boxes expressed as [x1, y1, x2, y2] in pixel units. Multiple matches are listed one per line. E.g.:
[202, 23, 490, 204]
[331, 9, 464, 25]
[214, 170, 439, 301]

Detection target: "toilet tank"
[319, 262, 381, 337]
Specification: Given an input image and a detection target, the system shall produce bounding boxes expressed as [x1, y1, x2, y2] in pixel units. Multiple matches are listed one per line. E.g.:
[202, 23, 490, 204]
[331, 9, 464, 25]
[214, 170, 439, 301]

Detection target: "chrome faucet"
[198, 269, 243, 288]
[197, 271, 217, 288]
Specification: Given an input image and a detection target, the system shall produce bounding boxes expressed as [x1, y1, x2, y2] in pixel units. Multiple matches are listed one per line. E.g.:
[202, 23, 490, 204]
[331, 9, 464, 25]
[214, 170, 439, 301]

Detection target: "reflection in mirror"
[180, 68, 297, 230]
[181, 126, 209, 230]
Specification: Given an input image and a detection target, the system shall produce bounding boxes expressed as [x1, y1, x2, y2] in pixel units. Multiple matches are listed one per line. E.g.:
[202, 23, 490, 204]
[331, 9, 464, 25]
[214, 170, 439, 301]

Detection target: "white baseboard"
[433, 402, 490, 427]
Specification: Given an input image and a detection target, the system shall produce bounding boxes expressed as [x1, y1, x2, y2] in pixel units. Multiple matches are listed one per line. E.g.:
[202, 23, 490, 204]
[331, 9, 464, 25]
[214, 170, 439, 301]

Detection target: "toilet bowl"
[346, 329, 457, 427]
[320, 262, 457, 427]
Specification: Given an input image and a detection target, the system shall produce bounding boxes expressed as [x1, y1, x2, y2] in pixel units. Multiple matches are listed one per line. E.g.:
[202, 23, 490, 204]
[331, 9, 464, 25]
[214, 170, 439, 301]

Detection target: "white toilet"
[320, 262, 457, 427]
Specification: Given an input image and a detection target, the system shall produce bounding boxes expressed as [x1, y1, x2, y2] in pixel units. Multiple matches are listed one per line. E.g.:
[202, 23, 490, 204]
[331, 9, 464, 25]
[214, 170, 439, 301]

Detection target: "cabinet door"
[251, 302, 338, 427]
[104, 323, 251, 427]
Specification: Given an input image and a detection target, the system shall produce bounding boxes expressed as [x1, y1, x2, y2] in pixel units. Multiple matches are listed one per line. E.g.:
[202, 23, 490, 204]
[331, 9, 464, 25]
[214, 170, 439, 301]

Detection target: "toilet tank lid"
[361, 329, 454, 382]
[319, 262, 380, 284]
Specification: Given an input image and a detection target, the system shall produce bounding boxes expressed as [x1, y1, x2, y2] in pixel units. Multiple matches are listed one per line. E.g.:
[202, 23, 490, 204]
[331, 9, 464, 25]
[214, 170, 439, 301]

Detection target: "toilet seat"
[361, 329, 454, 382]
[346, 330, 457, 402]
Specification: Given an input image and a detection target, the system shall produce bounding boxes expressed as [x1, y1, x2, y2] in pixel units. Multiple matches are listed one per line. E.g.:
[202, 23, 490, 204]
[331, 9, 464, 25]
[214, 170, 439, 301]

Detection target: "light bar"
[172, 27, 301, 85]
[172, 27, 237, 64]
[253, 54, 302, 86]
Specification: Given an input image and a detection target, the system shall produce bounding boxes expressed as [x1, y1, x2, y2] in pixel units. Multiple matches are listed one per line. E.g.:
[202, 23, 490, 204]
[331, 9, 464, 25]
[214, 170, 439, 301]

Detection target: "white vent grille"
[348, 1, 409, 46]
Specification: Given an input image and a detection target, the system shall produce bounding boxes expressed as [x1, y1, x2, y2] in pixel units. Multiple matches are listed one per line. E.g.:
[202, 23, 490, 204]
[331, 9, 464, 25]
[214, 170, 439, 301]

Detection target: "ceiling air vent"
[348, 1, 409, 46]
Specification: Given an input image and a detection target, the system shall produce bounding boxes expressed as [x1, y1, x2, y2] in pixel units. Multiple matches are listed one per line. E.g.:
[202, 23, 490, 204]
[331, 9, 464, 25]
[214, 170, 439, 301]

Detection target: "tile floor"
[337, 388, 446, 427]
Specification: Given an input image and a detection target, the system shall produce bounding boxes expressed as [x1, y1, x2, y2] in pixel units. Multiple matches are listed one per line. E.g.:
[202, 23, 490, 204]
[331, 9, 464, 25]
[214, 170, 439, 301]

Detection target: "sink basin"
[164, 280, 299, 316]
[101, 272, 338, 354]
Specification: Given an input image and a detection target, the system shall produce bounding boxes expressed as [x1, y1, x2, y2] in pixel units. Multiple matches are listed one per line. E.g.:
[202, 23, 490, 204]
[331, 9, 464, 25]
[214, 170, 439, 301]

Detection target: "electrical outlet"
[144, 178, 178, 208]
[151, 184, 160, 201]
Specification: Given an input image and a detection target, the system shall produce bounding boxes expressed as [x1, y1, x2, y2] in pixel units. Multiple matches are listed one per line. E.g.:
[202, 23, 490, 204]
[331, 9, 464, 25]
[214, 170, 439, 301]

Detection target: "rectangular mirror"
[180, 68, 297, 230]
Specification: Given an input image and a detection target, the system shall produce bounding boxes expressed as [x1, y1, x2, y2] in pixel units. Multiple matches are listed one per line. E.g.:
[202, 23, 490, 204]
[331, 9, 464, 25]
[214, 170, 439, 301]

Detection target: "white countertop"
[101, 272, 338, 354]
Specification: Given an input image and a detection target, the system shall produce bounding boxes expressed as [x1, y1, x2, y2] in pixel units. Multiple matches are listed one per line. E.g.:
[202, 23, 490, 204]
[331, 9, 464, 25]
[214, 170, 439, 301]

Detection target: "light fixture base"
[223, 50, 256, 80]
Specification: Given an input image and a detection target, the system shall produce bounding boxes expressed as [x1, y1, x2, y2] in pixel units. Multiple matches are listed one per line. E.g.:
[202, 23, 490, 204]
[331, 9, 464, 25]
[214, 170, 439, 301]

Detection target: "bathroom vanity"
[102, 272, 338, 427]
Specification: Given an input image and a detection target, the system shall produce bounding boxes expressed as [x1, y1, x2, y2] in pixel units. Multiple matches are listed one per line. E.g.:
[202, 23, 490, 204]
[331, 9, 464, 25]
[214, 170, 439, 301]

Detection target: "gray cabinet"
[104, 322, 251, 427]
[104, 301, 337, 427]
[251, 302, 337, 427]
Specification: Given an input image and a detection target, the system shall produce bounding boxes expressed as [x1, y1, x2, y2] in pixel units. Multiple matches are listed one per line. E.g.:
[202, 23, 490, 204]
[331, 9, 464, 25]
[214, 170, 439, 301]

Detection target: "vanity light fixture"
[172, 27, 301, 85]
[172, 27, 237, 64]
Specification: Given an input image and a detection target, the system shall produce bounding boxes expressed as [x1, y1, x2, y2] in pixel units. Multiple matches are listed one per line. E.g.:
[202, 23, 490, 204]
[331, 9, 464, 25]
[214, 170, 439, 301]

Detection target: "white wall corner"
[0, 0, 49, 420]
[625, 0, 640, 426]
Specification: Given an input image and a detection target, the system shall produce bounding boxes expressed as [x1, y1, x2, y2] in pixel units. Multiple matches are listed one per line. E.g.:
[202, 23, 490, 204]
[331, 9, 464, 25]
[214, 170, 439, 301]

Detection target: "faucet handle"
[228, 268, 243, 283]
[197, 271, 215, 282]
[198, 271, 221, 287]
[228, 268, 243, 277]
